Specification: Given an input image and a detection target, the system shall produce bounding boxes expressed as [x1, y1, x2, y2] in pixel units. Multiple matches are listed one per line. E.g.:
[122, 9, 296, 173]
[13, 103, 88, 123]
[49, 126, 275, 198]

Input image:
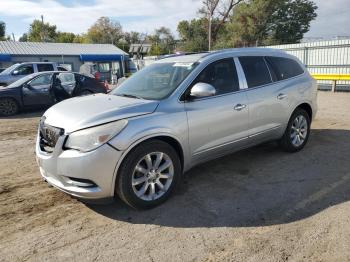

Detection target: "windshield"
[7, 74, 36, 88]
[111, 62, 198, 100]
[0, 64, 19, 75]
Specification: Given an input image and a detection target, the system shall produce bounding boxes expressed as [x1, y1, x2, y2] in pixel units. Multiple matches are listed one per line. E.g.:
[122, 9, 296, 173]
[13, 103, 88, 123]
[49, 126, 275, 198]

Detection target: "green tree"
[87, 17, 123, 45]
[73, 34, 90, 43]
[0, 21, 5, 40]
[177, 18, 209, 52]
[267, 0, 317, 44]
[148, 27, 175, 55]
[28, 19, 58, 42]
[219, 0, 317, 47]
[56, 32, 76, 43]
[19, 33, 28, 42]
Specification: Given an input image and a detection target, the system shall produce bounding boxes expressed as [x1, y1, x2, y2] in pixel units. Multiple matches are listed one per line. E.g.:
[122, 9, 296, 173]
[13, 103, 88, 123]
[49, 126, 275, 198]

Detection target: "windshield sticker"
[173, 62, 194, 68]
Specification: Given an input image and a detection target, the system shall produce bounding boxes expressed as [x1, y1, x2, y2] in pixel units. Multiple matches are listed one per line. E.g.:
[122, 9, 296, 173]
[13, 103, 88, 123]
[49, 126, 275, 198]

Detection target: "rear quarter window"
[239, 56, 272, 88]
[265, 56, 304, 81]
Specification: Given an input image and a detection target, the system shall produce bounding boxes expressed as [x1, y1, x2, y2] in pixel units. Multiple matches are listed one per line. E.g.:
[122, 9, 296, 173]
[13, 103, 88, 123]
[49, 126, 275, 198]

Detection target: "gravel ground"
[0, 91, 349, 262]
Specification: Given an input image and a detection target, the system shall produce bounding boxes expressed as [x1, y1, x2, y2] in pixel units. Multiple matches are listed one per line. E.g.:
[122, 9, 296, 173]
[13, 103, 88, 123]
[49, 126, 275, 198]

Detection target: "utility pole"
[12, 33, 15, 41]
[208, 12, 212, 51]
[41, 15, 44, 42]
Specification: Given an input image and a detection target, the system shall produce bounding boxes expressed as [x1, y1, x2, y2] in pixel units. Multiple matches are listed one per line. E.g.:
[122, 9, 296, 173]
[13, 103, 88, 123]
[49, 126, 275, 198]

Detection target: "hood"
[0, 83, 19, 90]
[44, 93, 159, 133]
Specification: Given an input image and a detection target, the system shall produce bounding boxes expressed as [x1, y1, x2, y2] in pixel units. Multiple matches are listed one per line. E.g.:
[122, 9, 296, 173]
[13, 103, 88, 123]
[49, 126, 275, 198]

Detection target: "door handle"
[234, 104, 246, 111]
[277, 93, 287, 100]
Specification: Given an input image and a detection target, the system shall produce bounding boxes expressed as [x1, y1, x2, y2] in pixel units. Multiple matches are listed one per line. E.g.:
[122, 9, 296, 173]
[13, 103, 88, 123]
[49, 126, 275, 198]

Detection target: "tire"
[116, 140, 182, 209]
[0, 98, 19, 116]
[279, 108, 310, 152]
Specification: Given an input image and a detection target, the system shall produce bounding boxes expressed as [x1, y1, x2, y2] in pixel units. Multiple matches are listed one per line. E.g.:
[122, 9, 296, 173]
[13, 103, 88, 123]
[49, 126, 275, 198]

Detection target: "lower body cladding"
[36, 136, 123, 199]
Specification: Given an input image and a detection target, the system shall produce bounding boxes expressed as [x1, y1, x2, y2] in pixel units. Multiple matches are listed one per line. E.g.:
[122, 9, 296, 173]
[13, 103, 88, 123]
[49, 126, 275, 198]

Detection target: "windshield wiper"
[117, 93, 143, 100]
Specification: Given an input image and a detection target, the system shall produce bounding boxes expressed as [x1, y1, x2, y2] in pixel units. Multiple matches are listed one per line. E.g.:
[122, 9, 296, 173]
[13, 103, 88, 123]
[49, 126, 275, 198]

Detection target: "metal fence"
[268, 39, 350, 91]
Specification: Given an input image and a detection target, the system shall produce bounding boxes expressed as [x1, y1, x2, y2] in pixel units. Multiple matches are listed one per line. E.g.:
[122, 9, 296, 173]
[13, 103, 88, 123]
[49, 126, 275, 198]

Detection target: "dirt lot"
[0, 91, 349, 262]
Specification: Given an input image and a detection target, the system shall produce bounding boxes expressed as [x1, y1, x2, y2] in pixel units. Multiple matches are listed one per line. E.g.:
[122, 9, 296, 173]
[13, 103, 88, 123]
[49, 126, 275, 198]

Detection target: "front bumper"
[35, 133, 123, 199]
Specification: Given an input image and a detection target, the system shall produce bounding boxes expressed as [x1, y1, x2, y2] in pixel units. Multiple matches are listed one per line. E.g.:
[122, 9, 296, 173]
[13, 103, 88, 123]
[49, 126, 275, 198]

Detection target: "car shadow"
[88, 128, 350, 228]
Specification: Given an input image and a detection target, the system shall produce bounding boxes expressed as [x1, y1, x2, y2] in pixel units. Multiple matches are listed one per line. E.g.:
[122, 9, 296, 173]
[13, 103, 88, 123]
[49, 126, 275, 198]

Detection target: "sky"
[0, 0, 349, 40]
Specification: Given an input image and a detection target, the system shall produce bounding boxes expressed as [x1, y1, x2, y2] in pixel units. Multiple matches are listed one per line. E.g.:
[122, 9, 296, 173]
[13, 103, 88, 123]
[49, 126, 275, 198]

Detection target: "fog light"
[66, 177, 97, 188]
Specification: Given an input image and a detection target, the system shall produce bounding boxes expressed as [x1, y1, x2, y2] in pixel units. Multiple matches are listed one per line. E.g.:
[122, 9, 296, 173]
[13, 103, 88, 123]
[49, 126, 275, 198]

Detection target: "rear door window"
[265, 56, 304, 81]
[37, 64, 54, 72]
[239, 56, 272, 88]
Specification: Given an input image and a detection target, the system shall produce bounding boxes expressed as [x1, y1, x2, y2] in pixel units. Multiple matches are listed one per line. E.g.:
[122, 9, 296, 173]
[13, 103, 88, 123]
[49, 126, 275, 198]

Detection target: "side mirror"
[12, 70, 19, 76]
[190, 82, 216, 98]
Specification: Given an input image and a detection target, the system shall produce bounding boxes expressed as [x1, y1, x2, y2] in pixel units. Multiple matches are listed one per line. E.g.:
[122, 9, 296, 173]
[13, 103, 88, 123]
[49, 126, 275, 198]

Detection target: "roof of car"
[155, 47, 289, 64]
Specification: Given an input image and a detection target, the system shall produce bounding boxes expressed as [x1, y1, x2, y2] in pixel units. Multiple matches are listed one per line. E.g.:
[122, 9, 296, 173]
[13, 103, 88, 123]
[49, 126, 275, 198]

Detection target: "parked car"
[35, 48, 317, 209]
[0, 71, 107, 116]
[0, 62, 67, 87]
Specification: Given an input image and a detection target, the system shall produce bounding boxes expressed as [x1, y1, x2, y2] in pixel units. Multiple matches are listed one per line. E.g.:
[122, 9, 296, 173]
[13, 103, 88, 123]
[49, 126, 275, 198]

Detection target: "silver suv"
[36, 48, 317, 209]
[0, 62, 67, 86]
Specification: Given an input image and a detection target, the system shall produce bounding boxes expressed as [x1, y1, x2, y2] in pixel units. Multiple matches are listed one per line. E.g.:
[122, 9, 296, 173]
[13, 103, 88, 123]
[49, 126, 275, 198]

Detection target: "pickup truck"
[0, 62, 67, 86]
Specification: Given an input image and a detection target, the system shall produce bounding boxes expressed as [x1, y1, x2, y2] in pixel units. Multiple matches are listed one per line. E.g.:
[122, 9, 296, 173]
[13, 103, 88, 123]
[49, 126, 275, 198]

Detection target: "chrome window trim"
[263, 56, 274, 82]
[234, 57, 248, 90]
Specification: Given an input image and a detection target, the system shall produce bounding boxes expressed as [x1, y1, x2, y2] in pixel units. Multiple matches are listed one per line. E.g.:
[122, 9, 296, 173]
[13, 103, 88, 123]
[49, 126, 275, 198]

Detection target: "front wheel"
[0, 98, 19, 116]
[279, 108, 310, 152]
[116, 140, 181, 209]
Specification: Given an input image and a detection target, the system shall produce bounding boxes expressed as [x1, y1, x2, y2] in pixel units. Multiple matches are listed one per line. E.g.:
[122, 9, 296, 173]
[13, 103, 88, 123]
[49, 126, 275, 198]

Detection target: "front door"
[22, 73, 53, 106]
[184, 58, 249, 164]
[11, 64, 34, 83]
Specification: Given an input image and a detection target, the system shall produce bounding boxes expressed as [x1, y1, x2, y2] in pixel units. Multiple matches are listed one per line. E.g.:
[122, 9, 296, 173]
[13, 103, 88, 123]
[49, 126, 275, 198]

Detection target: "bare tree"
[200, 0, 244, 50]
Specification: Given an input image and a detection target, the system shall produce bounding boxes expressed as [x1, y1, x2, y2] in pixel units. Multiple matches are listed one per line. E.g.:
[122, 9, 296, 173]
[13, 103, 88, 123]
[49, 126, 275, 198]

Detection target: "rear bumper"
[36, 133, 123, 199]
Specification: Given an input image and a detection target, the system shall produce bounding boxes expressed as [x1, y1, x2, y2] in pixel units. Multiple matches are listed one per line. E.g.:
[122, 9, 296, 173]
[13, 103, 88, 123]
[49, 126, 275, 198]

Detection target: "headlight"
[65, 120, 127, 152]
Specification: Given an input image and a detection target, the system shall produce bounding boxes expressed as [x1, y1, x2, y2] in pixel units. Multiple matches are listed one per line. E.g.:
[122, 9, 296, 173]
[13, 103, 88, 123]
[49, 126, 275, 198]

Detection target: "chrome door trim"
[248, 125, 282, 138]
[234, 57, 248, 90]
[193, 136, 249, 156]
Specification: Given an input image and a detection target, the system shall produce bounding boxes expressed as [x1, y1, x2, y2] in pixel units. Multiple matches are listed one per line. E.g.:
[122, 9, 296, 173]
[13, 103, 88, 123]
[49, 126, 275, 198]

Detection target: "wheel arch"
[110, 133, 185, 196]
[295, 102, 313, 122]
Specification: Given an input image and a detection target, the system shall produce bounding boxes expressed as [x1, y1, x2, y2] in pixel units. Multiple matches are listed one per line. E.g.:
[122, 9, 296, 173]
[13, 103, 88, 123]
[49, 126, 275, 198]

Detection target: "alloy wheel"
[290, 115, 308, 147]
[131, 152, 174, 201]
[0, 99, 18, 116]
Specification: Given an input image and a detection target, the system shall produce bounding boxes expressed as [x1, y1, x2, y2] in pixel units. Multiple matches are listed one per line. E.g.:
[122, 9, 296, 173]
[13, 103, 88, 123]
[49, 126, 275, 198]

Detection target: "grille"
[39, 117, 64, 153]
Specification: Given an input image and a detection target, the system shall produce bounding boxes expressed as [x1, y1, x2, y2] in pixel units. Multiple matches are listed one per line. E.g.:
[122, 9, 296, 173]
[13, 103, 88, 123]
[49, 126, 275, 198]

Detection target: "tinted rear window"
[265, 56, 304, 81]
[37, 64, 54, 72]
[239, 56, 272, 88]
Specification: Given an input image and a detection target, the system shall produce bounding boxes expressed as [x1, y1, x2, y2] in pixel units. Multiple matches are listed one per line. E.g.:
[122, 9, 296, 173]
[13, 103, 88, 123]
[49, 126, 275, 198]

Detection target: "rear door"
[57, 72, 76, 96]
[238, 56, 290, 142]
[22, 73, 53, 106]
[185, 58, 249, 163]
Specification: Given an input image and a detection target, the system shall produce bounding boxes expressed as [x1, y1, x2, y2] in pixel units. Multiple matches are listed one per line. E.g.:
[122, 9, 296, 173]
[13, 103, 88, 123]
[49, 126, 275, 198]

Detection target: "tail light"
[94, 72, 100, 80]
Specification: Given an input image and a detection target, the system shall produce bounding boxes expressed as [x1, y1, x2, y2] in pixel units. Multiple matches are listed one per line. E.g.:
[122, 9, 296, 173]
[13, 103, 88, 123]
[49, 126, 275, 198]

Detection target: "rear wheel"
[279, 108, 310, 152]
[116, 140, 181, 209]
[0, 98, 19, 116]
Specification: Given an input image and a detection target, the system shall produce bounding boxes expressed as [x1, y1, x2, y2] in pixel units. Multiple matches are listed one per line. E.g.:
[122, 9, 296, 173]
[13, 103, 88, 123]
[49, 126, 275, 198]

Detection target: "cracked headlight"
[65, 120, 127, 152]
